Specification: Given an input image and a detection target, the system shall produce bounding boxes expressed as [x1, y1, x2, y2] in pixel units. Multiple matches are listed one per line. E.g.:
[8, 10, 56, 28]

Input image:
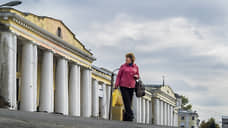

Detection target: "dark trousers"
[120, 87, 134, 121]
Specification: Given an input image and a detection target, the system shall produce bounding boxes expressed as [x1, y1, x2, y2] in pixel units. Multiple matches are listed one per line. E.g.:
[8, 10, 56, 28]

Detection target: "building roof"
[92, 65, 112, 76]
[144, 84, 162, 92]
[175, 93, 182, 98]
[222, 116, 228, 119]
[179, 110, 199, 117]
[145, 84, 163, 88]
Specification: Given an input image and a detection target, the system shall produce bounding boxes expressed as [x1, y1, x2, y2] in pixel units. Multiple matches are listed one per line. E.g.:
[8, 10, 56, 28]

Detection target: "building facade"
[0, 8, 111, 119]
[178, 110, 200, 128]
[132, 84, 178, 127]
[0, 8, 180, 127]
[222, 116, 228, 128]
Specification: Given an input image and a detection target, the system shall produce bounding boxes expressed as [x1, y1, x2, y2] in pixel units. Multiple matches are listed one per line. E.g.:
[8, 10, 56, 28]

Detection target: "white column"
[132, 94, 137, 122]
[160, 100, 164, 125]
[33, 45, 38, 111]
[174, 111, 178, 126]
[20, 42, 35, 111]
[101, 83, 107, 119]
[138, 97, 142, 123]
[167, 104, 170, 126]
[106, 85, 111, 118]
[170, 105, 173, 126]
[81, 68, 92, 117]
[142, 98, 146, 123]
[92, 79, 99, 117]
[149, 101, 153, 124]
[69, 64, 81, 116]
[163, 102, 166, 125]
[144, 99, 147, 123]
[39, 51, 54, 112]
[171, 106, 174, 126]
[133, 95, 142, 123]
[169, 104, 172, 126]
[146, 100, 150, 124]
[135, 96, 142, 123]
[0, 32, 17, 110]
[55, 58, 68, 115]
[154, 99, 160, 125]
[166, 103, 169, 126]
[164, 103, 168, 125]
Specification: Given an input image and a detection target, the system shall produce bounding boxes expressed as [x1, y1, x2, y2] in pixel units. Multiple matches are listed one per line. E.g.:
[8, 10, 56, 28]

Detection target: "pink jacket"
[115, 63, 140, 88]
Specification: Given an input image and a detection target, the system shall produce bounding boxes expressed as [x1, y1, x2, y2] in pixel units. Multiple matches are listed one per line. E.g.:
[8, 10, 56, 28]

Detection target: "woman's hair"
[125, 53, 135, 63]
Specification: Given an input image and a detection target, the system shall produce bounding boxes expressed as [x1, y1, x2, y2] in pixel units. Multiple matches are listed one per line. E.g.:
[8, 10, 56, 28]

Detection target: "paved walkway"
[0, 109, 174, 128]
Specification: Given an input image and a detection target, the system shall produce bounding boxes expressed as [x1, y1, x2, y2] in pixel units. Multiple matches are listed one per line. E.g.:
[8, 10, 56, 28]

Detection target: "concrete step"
[0, 108, 174, 128]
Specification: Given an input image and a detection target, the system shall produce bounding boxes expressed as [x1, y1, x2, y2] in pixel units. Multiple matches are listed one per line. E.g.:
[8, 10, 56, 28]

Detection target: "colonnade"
[0, 32, 178, 126]
[0, 32, 111, 119]
[133, 94, 176, 126]
[154, 98, 176, 126]
[133, 95, 152, 124]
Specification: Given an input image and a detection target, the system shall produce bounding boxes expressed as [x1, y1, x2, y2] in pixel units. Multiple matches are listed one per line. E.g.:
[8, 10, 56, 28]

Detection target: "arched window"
[57, 27, 62, 38]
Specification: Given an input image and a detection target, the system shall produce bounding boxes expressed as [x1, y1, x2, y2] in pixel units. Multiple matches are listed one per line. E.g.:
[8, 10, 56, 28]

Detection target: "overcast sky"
[8, 0, 228, 124]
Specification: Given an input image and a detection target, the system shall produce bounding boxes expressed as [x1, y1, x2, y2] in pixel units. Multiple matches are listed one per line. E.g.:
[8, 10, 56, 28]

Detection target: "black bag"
[135, 79, 145, 97]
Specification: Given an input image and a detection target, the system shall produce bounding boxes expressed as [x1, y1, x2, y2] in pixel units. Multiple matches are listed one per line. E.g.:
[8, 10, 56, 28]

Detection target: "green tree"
[200, 118, 220, 128]
[181, 95, 192, 110]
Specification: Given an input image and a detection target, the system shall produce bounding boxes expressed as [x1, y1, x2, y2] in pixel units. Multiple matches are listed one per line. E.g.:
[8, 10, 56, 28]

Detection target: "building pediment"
[0, 8, 94, 58]
[160, 85, 176, 99]
[0, 8, 95, 67]
[6, 8, 91, 55]
[23, 14, 90, 54]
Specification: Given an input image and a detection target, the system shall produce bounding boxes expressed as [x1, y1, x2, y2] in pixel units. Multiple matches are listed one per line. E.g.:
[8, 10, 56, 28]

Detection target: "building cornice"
[152, 90, 176, 106]
[0, 11, 96, 62]
[92, 70, 111, 81]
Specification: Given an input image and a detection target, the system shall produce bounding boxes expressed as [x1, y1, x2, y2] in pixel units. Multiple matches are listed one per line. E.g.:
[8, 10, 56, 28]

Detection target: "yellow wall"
[160, 85, 176, 99]
[153, 85, 176, 106]
[178, 114, 199, 127]
[5, 8, 91, 55]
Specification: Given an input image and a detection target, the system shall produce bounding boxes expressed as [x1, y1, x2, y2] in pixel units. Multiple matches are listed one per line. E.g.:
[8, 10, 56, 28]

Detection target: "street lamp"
[108, 68, 119, 120]
[0, 1, 22, 7]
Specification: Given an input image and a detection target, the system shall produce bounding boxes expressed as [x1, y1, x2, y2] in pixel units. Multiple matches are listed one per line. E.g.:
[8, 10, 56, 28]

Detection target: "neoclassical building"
[178, 110, 200, 128]
[0, 8, 180, 127]
[133, 84, 179, 127]
[0, 8, 111, 119]
[132, 90, 153, 124]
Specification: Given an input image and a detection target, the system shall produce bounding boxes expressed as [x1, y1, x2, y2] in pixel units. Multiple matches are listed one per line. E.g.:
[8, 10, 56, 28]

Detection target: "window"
[192, 116, 195, 120]
[181, 116, 185, 120]
[180, 125, 184, 128]
[191, 126, 194, 128]
[57, 27, 62, 38]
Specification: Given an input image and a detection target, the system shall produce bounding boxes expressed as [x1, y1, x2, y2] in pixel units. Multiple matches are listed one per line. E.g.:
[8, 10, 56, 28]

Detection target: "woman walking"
[115, 53, 140, 121]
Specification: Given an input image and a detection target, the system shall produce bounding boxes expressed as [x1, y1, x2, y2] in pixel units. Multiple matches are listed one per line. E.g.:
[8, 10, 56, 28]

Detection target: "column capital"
[68, 60, 79, 66]
[55, 55, 70, 63]
[39, 49, 54, 57]
[80, 66, 92, 71]
[92, 78, 98, 82]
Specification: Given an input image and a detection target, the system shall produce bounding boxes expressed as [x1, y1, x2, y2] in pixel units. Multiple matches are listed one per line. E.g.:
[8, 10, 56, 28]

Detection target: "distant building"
[222, 116, 228, 128]
[175, 93, 182, 110]
[178, 110, 200, 128]
[136, 84, 179, 127]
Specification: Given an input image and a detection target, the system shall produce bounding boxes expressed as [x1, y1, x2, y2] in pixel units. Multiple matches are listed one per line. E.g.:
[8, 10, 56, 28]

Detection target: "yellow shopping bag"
[112, 89, 123, 107]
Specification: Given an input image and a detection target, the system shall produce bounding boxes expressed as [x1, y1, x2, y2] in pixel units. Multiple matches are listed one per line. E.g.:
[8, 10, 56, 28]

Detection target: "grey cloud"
[194, 96, 228, 107]
[171, 80, 208, 92]
[18, 0, 228, 27]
